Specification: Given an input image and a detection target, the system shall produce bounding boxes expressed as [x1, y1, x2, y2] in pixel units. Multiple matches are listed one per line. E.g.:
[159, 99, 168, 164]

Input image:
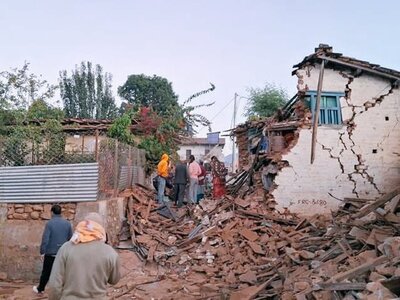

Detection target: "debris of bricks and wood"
[112, 183, 400, 299]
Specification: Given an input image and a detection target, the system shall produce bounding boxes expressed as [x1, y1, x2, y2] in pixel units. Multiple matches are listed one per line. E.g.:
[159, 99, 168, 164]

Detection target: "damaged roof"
[293, 44, 400, 81]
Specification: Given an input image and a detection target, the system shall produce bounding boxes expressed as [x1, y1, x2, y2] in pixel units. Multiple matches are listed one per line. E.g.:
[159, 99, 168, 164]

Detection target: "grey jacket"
[174, 162, 188, 184]
[40, 215, 73, 255]
[48, 240, 120, 300]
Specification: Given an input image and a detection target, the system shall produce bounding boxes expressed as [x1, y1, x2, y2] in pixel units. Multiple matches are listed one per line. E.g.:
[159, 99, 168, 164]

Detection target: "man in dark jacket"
[174, 160, 188, 207]
[33, 204, 73, 294]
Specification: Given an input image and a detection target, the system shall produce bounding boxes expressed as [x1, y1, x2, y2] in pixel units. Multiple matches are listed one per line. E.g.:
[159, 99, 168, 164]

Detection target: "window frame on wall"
[305, 91, 344, 125]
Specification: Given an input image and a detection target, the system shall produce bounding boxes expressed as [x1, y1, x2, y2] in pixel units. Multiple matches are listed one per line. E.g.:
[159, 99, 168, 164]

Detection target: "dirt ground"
[0, 250, 220, 300]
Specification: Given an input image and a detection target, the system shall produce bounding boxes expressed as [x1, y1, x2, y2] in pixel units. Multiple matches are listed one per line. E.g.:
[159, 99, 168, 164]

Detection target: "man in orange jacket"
[157, 153, 169, 203]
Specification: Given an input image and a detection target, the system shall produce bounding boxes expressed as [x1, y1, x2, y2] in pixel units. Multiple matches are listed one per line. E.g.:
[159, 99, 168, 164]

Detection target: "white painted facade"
[177, 140, 225, 162]
[273, 65, 400, 216]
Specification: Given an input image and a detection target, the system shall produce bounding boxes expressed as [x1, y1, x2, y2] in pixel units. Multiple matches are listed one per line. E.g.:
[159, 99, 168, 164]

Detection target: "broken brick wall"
[274, 65, 400, 216]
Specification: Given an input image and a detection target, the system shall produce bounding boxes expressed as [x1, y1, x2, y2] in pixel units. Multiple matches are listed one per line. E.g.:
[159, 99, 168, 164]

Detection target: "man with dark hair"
[33, 204, 73, 294]
[188, 155, 201, 203]
[173, 159, 188, 207]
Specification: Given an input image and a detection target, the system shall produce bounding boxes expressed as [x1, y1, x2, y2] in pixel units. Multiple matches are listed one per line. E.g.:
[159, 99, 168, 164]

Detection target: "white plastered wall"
[274, 65, 400, 216]
[177, 144, 224, 162]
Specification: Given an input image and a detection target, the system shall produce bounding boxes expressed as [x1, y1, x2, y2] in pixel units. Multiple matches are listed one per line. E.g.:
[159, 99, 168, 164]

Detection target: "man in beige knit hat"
[48, 212, 120, 300]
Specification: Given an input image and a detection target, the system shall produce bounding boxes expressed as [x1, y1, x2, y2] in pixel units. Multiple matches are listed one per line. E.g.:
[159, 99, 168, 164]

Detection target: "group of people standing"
[156, 153, 227, 206]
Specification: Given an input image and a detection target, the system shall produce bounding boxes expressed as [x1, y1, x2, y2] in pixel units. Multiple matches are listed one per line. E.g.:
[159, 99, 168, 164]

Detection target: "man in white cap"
[48, 212, 120, 300]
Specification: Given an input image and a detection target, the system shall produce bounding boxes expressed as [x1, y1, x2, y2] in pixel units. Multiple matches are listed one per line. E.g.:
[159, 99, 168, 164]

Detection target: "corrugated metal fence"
[118, 165, 146, 191]
[0, 163, 98, 203]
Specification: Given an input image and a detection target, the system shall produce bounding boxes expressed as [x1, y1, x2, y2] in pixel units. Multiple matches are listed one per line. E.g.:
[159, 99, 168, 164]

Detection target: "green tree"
[110, 83, 216, 173]
[0, 62, 57, 110]
[244, 83, 288, 118]
[59, 62, 117, 119]
[108, 111, 135, 145]
[118, 74, 179, 116]
[0, 64, 66, 166]
[27, 99, 64, 120]
[0, 63, 58, 133]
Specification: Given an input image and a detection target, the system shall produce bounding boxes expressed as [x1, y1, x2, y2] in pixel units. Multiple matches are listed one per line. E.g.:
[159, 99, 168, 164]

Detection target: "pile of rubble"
[115, 184, 400, 299]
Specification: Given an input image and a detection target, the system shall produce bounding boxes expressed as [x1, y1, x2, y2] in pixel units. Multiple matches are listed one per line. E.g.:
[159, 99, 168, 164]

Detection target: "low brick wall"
[0, 198, 124, 281]
[7, 203, 76, 221]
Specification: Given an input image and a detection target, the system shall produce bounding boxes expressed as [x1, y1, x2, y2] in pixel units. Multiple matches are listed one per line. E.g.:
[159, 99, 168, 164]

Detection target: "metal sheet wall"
[118, 166, 131, 191]
[0, 163, 98, 203]
[117, 165, 146, 191]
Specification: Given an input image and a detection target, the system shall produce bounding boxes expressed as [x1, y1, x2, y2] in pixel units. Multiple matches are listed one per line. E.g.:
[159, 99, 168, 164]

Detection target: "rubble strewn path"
[114, 185, 400, 299]
[2, 186, 400, 299]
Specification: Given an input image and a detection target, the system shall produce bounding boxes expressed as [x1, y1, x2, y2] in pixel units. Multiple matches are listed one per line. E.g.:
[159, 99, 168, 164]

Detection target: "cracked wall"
[273, 65, 400, 216]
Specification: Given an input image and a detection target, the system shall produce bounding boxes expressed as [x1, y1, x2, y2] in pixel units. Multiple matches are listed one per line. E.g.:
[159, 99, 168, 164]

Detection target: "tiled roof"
[293, 44, 400, 81]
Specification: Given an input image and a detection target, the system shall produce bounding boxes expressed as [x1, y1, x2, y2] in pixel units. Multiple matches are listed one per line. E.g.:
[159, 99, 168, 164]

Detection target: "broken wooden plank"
[310, 59, 326, 164]
[386, 195, 400, 213]
[236, 209, 298, 225]
[178, 226, 218, 247]
[314, 282, 366, 291]
[354, 188, 400, 219]
[380, 212, 400, 224]
[235, 198, 250, 208]
[343, 197, 375, 203]
[294, 218, 308, 231]
[230, 274, 279, 300]
[327, 255, 388, 283]
[349, 226, 369, 242]
[147, 242, 158, 262]
[365, 228, 393, 246]
[143, 198, 153, 222]
[338, 239, 353, 258]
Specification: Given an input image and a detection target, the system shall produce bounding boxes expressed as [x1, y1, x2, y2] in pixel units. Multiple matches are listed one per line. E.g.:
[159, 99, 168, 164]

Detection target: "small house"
[234, 44, 400, 216]
[177, 132, 225, 162]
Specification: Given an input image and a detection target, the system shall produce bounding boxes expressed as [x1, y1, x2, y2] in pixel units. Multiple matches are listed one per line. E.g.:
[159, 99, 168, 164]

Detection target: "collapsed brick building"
[2, 45, 400, 299]
[105, 46, 400, 299]
[233, 44, 400, 216]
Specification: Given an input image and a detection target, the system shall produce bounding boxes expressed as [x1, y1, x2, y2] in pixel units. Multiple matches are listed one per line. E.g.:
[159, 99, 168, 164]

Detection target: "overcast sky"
[1, 0, 399, 155]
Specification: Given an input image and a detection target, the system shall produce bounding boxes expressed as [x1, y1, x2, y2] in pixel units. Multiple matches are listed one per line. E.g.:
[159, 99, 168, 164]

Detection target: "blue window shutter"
[307, 91, 344, 125]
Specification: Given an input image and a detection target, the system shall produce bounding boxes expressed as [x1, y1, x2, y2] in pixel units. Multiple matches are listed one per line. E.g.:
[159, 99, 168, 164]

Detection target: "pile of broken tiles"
[118, 185, 400, 299]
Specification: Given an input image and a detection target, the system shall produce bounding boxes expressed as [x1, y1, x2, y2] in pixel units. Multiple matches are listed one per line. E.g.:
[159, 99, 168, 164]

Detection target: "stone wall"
[74, 197, 124, 246]
[273, 65, 400, 215]
[6, 203, 76, 221]
[0, 198, 125, 280]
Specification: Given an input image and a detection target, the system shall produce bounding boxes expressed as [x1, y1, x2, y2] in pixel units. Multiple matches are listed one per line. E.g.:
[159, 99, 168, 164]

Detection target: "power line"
[198, 95, 236, 133]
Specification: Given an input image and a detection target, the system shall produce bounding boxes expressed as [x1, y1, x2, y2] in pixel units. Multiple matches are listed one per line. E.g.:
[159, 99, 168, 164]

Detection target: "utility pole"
[232, 93, 238, 172]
